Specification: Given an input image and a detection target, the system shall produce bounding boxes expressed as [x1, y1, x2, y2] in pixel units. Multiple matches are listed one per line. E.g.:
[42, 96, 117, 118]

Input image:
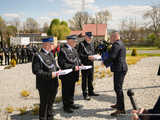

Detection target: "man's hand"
[75, 66, 80, 71]
[52, 72, 57, 78]
[88, 55, 94, 61]
[132, 108, 149, 120]
[132, 110, 140, 120]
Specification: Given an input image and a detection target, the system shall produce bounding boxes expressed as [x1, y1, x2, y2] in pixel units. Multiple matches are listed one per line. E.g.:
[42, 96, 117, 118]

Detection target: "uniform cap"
[85, 32, 93, 38]
[66, 35, 77, 40]
[42, 37, 54, 42]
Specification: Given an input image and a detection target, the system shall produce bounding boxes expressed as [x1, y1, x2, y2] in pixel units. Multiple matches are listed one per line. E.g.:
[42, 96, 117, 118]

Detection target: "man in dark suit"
[103, 31, 128, 116]
[132, 96, 160, 120]
[78, 32, 99, 101]
[32, 37, 59, 120]
[58, 35, 81, 113]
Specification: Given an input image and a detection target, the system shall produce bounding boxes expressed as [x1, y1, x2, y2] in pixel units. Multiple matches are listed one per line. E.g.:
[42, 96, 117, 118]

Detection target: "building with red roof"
[70, 24, 107, 40]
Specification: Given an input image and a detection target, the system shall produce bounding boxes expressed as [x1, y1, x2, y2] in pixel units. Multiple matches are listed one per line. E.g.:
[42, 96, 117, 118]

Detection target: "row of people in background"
[0, 44, 39, 66]
[32, 31, 128, 120]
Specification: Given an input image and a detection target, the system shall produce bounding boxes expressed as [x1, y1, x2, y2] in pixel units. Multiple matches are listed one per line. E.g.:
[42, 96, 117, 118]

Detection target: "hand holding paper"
[79, 65, 92, 70]
[56, 69, 73, 76]
[52, 72, 57, 78]
[88, 56, 95, 61]
[75, 66, 80, 71]
[92, 54, 102, 61]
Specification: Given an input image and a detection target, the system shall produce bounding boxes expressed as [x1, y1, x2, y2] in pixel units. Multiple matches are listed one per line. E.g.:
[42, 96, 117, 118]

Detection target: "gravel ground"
[0, 57, 160, 120]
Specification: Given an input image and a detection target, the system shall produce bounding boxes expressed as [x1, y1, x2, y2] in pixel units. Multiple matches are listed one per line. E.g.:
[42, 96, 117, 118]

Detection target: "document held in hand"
[79, 65, 92, 70]
[92, 54, 102, 61]
[56, 69, 73, 76]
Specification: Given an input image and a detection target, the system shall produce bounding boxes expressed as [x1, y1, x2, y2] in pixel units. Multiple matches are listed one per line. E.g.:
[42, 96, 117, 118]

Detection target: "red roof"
[70, 31, 82, 35]
[70, 24, 107, 36]
[82, 24, 107, 36]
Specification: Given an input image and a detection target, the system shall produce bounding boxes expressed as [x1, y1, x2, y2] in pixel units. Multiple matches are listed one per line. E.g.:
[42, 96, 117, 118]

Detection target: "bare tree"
[95, 9, 111, 24]
[89, 17, 96, 24]
[0, 16, 6, 46]
[12, 18, 20, 31]
[120, 18, 139, 47]
[43, 22, 49, 33]
[25, 18, 39, 33]
[144, 5, 160, 37]
[69, 11, 90, 30]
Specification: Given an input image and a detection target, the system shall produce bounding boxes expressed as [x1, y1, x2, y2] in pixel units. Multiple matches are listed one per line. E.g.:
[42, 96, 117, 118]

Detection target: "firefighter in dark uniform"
[3, 46, 10, 65]
[26, 45, 31, 62]
[103, 31, 128, 116]
[21, 45, 27, 63]
[78, 32, 99, 101]
[0, 47, 3, 65]
[16, 45, 21, 64]
[58, 35, 81, 113]
[29, 44, 34, 62]
[10, 46, 16, 60]
[32, 37, 59, 120]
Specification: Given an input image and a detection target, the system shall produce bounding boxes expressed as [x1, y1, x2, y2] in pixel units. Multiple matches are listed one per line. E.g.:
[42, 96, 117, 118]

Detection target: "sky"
[0, 0, 160, 30]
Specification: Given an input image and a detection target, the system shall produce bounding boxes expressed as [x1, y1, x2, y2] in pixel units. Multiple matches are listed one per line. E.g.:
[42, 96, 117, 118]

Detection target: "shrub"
[5, 106, 14, 113]
[21, 90, 30, 97]
[10, 59, 16, 67]
[131, 48, 138, 56]
[17, 106, 27, 115]
[32, 104, 39, 115]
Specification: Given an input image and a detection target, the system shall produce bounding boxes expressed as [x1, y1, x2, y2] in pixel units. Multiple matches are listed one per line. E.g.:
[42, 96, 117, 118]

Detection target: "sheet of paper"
[79, 65, 92, 70]
[93, 54, 102, 61]
[57, 69, 73, 75]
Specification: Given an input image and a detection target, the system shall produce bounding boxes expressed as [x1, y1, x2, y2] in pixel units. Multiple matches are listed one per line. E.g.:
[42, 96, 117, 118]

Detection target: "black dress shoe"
[48, 117, 60, 120]
[84, 95, 91, 100]
[52, 118, 60, 120]
[110, 110, 126, 117]
[89, 92, 99, 96]
[110, 104, 118, 109]
[63, 108, 74, 113]
[70, 104, 80, 109]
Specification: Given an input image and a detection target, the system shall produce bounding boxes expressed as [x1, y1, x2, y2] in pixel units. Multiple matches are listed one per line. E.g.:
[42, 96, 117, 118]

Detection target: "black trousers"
[113, 71, 127, 111]
[5, 55, 9, 65]
[61, 72, 76, 108]
[81, 68, 94, 96]
[16, 55, 21, 64]
[0, 56, 3, 65]
[22, 56, 26, 63]
[38, 89, 57, 120]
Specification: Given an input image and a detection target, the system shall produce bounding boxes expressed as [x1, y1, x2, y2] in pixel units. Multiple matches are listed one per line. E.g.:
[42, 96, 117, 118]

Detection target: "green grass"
[126, 56, 145, 65]
[127, 53, 160, 57]
[128, 46, 160, 50]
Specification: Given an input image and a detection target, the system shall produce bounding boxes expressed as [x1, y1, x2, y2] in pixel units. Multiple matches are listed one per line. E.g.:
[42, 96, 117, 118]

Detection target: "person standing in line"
[58, 35, 81, 113]
[78, 32, 99, 101]
[32, 37, 59, 120]
[103, 31, 128, 116]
